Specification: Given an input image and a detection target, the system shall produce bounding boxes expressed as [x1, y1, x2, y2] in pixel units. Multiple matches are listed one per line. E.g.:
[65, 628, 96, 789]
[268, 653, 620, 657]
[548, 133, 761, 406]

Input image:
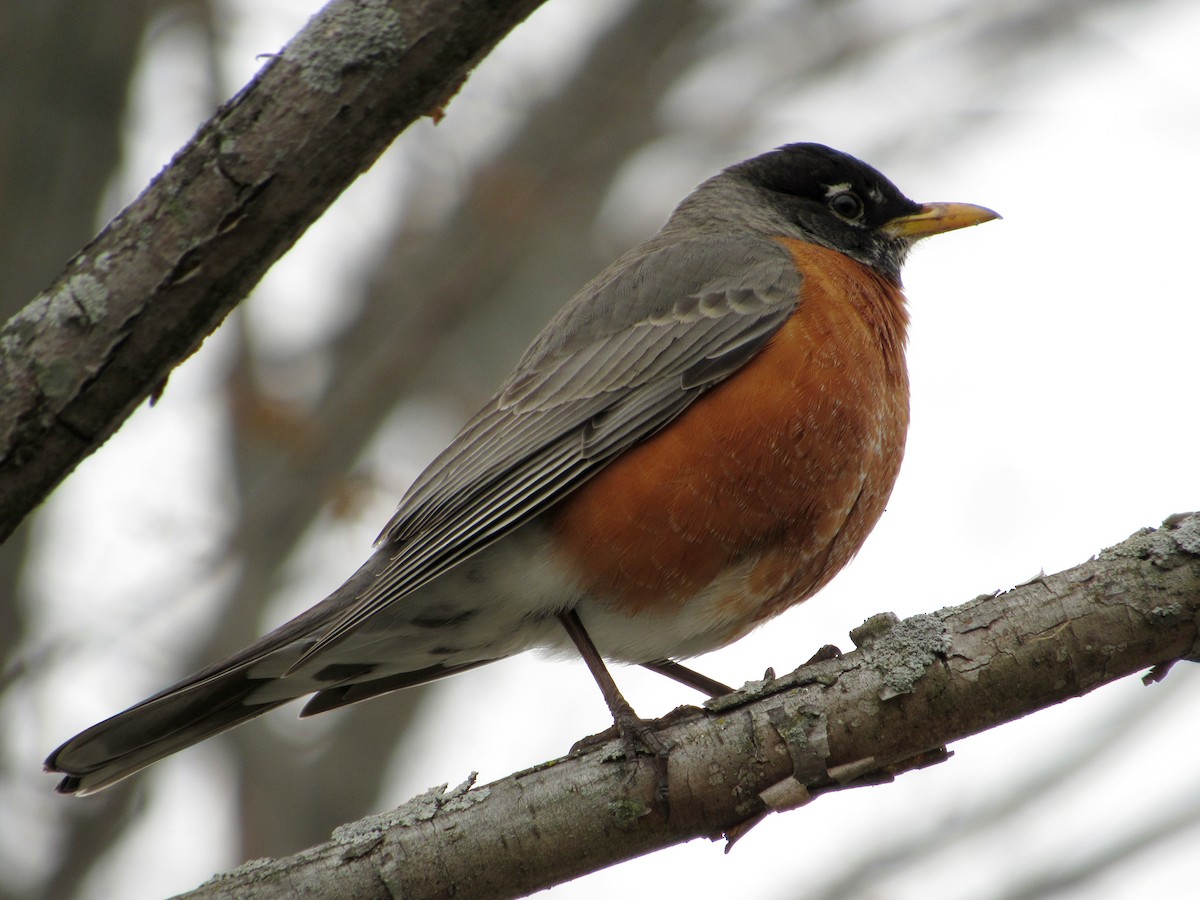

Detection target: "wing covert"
[301, 236, 801, 661]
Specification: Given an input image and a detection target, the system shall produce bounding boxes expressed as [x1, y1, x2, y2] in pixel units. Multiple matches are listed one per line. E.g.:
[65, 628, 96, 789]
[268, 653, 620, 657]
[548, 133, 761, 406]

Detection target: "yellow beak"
[882, 202, 1001, 240]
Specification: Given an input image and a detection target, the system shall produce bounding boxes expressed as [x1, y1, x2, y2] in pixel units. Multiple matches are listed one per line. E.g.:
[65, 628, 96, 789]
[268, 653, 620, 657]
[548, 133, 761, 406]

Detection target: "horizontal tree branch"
[178, 512, 1200, 900]
[0, 0, 547, 542]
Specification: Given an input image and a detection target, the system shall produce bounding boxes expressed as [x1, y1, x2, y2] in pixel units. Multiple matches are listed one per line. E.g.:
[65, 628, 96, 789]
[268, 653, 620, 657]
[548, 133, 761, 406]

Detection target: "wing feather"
[296, 237, 800, 665]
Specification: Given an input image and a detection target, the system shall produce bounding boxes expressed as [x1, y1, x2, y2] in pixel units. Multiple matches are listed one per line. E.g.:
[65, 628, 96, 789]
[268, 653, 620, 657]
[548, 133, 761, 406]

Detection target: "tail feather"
[45, 665, 293, 795]
[45, 549, 511, 794]
[45, 651, 504, 795]
[46, 555, 391, 794]
[298, 659, 495, 717]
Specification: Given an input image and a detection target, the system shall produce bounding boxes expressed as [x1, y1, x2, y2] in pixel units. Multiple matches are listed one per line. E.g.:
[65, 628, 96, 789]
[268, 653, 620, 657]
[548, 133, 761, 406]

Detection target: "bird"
[46, 143, 998, 795]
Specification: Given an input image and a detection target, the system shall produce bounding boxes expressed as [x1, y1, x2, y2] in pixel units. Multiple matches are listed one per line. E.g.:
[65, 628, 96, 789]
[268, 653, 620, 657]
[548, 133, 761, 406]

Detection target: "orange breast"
[549, 239, 911, 626]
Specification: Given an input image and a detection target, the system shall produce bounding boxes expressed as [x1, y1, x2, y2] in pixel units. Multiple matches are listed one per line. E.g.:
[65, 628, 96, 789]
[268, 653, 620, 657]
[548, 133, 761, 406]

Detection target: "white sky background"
[15, 0, 1200, 898]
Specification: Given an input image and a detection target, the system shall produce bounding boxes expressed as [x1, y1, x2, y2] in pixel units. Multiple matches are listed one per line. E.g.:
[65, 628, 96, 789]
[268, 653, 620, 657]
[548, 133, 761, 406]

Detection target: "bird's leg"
[558, 609, 669, 777]
[640, 659, 734, 698]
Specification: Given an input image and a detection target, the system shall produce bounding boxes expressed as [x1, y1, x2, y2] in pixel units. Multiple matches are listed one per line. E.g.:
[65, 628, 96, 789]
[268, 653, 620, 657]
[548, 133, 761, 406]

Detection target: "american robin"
[46, 143, 997, 794]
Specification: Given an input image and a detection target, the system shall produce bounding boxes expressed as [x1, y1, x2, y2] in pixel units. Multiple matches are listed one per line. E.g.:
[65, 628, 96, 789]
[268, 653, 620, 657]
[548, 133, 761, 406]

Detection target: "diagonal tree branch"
[177, 512, 1200, 900]
[0, 0, 548, 543]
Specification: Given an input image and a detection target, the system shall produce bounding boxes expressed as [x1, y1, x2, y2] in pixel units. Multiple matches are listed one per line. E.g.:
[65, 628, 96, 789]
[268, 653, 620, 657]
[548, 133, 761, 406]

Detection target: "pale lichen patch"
[872, 613, 951, 700]
[284, 0, 408, 93]
[5, 272, 109, 339]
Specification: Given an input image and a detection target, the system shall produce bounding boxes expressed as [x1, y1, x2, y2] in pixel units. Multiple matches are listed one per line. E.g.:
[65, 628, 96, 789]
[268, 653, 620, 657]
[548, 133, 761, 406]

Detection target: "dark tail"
[46, 548, 504, 795]
[45, 663, 298, 795]
[45, 650, 495, 795]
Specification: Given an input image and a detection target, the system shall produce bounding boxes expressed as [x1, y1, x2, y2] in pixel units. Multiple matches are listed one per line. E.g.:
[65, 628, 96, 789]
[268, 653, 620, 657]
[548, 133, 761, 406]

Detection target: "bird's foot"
[571, 701, 671, 803]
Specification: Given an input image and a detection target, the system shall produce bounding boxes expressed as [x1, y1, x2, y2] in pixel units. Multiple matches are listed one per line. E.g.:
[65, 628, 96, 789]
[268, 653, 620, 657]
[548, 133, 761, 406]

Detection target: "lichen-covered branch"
[0, 0, 547, 541]
[178, 513, 1200, 900]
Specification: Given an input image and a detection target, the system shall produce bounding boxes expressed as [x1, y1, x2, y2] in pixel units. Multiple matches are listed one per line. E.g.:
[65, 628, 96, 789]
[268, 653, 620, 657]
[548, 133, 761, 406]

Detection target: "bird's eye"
[829, 191, 864, 221]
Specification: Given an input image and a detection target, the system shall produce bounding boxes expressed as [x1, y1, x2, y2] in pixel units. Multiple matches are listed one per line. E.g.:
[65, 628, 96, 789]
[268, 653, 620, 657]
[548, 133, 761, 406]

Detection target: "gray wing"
[298, 236, 800, 663]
